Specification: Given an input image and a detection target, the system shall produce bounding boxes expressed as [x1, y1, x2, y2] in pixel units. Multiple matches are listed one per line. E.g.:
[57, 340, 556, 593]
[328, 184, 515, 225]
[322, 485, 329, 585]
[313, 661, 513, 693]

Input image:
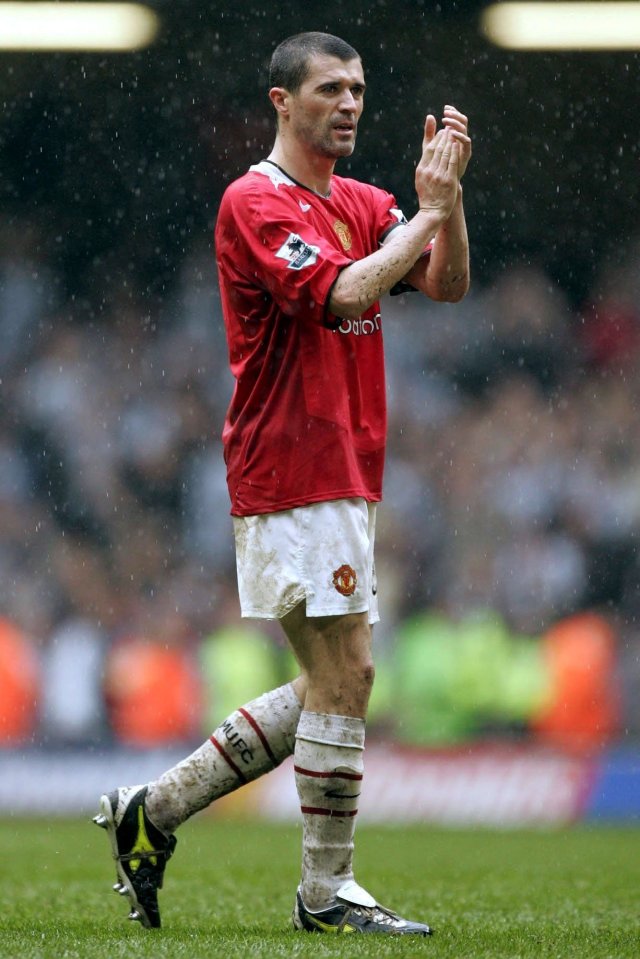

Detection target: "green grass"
[0, 818, 638, 958]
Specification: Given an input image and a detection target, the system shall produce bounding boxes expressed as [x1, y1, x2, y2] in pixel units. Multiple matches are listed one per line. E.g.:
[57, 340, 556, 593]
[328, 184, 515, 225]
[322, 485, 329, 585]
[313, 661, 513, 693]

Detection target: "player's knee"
[335, 623, 375, 697]
[315, 658, 374, 714]
[358, 658, 376, 695]
[341, 656, 375, 705]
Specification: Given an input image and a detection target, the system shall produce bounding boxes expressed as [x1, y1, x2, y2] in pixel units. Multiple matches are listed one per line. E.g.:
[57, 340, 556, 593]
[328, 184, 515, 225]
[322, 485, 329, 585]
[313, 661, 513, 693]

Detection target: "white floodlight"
[0, 2, 159, 51]
[481, 2, 640, 50]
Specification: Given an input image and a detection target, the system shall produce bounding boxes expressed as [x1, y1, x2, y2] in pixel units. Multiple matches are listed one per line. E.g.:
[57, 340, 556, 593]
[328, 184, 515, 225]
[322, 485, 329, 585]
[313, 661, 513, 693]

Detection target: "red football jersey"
[215, 160, 410, 516]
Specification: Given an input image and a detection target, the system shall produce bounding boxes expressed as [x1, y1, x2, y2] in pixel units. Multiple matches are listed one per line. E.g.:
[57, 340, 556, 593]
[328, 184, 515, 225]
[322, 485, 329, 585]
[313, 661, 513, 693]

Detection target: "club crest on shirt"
[275, 232, 320, 270]
[333, 220, 352, 251]
[332, 564, 358, 596]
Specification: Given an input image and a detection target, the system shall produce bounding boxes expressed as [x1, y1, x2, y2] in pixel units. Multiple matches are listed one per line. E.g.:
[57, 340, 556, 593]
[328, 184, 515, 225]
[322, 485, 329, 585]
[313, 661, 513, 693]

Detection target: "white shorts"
[232, 497, 379, 623]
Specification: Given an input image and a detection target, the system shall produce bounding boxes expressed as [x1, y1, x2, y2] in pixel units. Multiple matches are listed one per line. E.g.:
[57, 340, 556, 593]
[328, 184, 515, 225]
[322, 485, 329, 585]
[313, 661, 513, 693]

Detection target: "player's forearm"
[328, 208, 446, 320]
[411, 190, 469, 302]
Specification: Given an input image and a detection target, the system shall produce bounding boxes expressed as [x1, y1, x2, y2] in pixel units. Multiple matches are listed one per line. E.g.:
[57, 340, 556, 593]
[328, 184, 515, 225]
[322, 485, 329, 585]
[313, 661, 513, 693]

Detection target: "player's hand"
[414, 115, 460, 221]
[442, 105, 471, 179]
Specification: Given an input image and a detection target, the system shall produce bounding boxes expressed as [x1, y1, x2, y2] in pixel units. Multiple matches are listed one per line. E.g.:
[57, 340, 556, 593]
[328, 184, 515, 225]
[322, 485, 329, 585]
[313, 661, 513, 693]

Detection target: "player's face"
[288, 55, 365, 159]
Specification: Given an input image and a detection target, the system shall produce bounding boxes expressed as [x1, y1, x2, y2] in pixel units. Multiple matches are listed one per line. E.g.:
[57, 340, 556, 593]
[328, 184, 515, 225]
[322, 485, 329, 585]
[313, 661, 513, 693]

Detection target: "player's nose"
[337, 89, 357, 112]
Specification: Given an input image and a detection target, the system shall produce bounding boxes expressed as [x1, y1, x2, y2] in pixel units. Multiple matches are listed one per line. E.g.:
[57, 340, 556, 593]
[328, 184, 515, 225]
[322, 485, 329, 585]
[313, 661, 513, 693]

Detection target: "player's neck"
[268, 139, 335, 198]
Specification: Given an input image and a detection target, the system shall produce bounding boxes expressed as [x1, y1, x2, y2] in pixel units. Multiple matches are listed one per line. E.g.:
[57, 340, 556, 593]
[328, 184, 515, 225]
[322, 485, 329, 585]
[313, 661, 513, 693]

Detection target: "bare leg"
[281, 603, 374, 717]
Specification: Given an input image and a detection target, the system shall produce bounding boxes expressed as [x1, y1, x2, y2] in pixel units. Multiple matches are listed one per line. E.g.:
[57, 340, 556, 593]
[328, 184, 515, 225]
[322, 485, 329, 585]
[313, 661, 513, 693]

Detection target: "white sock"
[294, 710, 366, 910]
[145, 681, 302, 833]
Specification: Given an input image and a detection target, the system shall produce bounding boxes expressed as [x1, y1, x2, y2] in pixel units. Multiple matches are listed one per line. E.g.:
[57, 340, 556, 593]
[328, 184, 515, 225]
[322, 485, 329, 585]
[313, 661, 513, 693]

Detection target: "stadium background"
[1, 0, 639, 821]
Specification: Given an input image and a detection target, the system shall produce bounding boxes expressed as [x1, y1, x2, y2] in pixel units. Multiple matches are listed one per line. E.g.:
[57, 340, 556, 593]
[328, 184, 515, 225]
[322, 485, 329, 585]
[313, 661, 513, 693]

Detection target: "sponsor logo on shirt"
[298, 200, 312, 212]
[335, 313, 381, 336]
[332, 564, 358, 596]
[333, 219, 352, 251]
[276, 232, 320, 270]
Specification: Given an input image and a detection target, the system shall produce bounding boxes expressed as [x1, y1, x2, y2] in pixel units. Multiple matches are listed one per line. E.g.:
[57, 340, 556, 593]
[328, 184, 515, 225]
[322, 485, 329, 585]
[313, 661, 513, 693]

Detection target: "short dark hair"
[269, 32, 361, 93]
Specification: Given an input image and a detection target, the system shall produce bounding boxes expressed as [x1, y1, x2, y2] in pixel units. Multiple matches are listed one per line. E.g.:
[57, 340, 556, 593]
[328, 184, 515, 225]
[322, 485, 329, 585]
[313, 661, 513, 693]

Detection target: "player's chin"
[324, 128, 356, 155]
[330, 139, 356, 158]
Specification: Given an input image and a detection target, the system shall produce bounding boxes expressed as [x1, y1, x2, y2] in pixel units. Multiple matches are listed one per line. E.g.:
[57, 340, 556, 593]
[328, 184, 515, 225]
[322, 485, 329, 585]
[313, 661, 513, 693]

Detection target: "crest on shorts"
[333, 564, 358, 596]
[333, 220, 352, 251]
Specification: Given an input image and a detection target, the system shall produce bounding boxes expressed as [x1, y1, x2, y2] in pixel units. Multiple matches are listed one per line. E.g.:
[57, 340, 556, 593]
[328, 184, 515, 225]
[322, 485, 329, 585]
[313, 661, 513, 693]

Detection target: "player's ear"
[269, 86, 290, 118]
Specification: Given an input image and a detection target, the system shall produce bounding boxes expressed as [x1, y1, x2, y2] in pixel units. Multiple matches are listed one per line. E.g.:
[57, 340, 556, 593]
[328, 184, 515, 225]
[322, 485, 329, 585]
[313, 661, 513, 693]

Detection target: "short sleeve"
[219, 180, 353, 326]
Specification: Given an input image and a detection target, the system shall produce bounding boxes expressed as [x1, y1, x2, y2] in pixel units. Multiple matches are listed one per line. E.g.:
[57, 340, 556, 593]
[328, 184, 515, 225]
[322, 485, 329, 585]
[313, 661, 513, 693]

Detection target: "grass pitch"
[0, 818, 638, 958]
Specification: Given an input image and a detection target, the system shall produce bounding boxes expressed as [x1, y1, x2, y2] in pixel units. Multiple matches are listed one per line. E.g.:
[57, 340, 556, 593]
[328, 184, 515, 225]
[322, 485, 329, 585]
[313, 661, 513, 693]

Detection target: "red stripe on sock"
[294, 765, 363, 781]
[300, 806, 358, 817]
[210, 735, 247, 783]
[238, 707, 278, 765]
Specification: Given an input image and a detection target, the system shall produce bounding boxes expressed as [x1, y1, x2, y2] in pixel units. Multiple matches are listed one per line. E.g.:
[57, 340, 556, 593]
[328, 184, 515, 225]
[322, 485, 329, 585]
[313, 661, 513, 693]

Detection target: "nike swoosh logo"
[308, 914, 357, 934]
[324, 790, 361, 800]
[299, 200, 311, 212]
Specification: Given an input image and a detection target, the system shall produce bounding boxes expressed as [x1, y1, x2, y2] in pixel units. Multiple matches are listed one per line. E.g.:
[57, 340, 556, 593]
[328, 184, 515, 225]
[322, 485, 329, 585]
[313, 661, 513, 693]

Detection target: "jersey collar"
[251, 160, 332, 199]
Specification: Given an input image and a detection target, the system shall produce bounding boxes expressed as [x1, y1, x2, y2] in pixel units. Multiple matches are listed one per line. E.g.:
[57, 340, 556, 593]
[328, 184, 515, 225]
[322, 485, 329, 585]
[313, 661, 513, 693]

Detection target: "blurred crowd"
[1, 219, 640, 748]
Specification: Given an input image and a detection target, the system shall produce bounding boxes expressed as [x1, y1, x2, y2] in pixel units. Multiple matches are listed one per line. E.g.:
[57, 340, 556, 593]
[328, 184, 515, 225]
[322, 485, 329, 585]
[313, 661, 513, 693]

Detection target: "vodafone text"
[335, 313, 381, 336]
